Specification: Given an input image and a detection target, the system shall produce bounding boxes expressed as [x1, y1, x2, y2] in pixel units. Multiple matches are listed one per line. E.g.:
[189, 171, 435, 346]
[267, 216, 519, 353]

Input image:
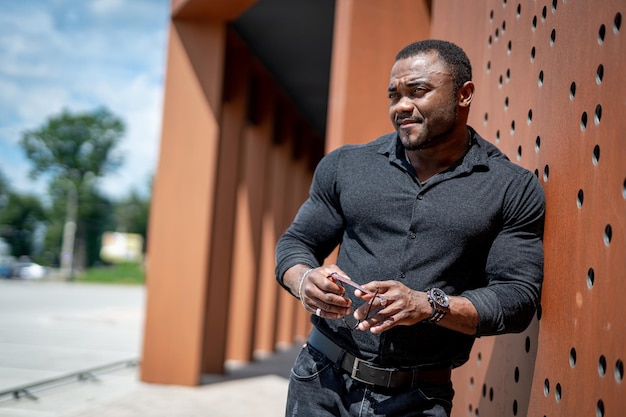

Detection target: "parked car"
[15, 262, 47, 279]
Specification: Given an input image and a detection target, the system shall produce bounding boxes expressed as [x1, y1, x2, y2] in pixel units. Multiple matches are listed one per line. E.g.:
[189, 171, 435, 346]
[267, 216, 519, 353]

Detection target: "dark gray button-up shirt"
[276, 127, 545, 368]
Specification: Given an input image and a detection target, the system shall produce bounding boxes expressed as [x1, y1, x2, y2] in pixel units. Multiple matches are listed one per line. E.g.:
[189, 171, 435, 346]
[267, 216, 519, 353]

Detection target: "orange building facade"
[142, 1, 625, 415]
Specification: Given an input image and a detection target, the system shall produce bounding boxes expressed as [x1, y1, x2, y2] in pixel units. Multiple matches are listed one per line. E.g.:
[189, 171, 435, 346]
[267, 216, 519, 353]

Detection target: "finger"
[358, 312, 396, 333]
[309, 295, 352, 318]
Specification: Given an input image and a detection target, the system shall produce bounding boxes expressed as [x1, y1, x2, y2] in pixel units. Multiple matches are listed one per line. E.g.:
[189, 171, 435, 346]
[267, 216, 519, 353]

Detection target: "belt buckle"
[350, 357, 394, 387]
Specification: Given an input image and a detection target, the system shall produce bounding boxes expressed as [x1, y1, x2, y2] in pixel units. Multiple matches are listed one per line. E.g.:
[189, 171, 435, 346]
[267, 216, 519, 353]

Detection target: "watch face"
[431, 288, 450, 308]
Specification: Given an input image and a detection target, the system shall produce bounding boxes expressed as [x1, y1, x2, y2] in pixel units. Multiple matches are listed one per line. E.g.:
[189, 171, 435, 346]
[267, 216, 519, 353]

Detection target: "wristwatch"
[426, 288, 450, 323]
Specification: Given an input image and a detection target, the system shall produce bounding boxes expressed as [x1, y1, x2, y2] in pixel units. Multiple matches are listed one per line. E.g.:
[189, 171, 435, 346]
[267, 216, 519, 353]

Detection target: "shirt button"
[417, 194, 424, 200]
[399, 272, 406, 279]
[409, 232, 416, 239]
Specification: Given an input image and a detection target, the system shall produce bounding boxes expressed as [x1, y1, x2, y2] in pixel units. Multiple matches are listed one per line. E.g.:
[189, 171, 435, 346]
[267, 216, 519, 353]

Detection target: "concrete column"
[141, 19, 227, 385]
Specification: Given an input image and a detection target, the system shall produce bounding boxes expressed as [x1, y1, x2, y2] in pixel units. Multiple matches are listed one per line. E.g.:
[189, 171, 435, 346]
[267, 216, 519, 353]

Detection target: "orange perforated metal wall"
[430, 1, 625, 416]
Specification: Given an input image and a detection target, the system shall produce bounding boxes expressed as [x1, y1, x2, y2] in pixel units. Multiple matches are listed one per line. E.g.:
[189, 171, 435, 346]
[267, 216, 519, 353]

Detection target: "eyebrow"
[387, 79, 428, 94]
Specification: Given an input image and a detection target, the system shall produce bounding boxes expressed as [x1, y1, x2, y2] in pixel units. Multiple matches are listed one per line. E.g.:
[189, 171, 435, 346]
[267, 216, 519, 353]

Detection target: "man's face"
[388, 52, 459, 151]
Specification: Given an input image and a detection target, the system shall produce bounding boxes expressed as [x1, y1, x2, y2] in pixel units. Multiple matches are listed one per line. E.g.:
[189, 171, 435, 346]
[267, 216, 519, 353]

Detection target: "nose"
[394, 96, 414, 113]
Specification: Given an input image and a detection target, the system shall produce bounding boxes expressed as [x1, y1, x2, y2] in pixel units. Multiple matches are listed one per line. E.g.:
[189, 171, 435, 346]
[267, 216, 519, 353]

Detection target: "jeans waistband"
[307, 327, 451, 389]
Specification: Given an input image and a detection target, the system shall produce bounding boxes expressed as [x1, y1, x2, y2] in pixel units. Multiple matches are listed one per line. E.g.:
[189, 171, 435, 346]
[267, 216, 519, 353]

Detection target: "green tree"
[0, 192, 46, 258]
[20, 107, 125, 277]
[0, 169, 46, 259]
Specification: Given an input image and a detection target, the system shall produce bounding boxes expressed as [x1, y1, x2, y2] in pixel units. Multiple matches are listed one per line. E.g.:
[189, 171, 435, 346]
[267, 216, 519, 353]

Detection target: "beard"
[397, 98, 459, 151]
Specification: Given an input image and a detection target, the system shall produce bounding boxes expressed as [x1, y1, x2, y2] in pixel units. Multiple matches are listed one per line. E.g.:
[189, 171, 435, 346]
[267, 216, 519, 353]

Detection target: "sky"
[0, 0, 169, 200]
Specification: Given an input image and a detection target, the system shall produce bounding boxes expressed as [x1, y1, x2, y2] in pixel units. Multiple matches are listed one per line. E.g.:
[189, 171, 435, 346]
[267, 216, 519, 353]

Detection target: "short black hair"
[395, 40, 472, 93]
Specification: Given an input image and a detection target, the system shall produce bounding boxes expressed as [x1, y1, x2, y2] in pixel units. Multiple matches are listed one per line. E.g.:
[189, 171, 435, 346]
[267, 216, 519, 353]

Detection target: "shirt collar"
[377, 126, 494, 172]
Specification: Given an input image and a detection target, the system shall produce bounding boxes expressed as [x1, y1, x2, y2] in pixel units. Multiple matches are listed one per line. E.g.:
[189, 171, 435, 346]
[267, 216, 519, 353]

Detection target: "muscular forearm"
[437, 295, 479, 336]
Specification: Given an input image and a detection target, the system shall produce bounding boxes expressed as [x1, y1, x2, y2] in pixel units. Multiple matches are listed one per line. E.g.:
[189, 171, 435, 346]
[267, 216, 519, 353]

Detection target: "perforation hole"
[517, 145, 522, 160]
[516, 3, 521, 18]
[570, 348, 577, 367]
[510, 120, 516, 135]
[615, 359, 624, 382]
[555, 383, 562, 402]
[513, 400, 518, 415]
[531, 46, 536, 62]
[532, 15, 537, 30]
[551, 0, 557, 12]
[594, 104, 602, 124]
[543, 165, 549, 182]
[514, 367, 520, 383]
[577, 189, 584, 208]
[592, 145, 600, 165]
[599, 355, 607, 377]
[508, 40, 512, 54]
[527, 109, 533, 124]
[604, 225, 612, 245]
[598, 24, 606, 44]
[596, 64, 604, 84]
[597, 399, 605, 417]
[535, 136, 541, 152]
[544, 379, 550, 396]
[542, 6, 547, 21]
[580, 112, 588, 131]
[614, 12, 622, 33]
[569, 82, 576, 100]
[538, 70, 544, 86]
[550, 29, 556, 45]
[505, 96, 509, 110]
[587, 267, 595, 288]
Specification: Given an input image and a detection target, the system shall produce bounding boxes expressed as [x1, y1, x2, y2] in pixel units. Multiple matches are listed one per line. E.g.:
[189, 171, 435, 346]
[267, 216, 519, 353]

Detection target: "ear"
[457, 81, 474, 108]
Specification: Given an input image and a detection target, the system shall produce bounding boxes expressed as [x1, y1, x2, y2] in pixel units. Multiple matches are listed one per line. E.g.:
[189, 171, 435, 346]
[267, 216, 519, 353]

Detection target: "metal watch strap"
[426, 289, 447, 323]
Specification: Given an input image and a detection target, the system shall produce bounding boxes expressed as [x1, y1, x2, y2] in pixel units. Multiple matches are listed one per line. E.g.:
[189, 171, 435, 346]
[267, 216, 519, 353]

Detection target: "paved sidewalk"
[0, 279, 298, 417]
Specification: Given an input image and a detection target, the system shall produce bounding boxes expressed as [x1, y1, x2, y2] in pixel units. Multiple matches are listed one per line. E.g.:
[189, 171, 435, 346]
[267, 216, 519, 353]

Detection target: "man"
[275, 39, 545, 417]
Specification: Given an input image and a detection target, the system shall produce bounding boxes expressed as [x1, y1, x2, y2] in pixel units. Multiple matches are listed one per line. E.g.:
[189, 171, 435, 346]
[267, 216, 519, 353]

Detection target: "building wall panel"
[431, 1, 625, 415]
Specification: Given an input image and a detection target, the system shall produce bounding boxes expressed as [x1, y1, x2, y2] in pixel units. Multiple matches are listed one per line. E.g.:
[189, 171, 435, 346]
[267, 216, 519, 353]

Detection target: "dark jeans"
[286, 344, 454, 417]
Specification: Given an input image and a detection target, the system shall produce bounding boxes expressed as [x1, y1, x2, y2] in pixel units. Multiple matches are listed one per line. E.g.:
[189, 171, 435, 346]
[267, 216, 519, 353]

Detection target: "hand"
[352, 280, 432, 333]
[298, 265, 353, 319]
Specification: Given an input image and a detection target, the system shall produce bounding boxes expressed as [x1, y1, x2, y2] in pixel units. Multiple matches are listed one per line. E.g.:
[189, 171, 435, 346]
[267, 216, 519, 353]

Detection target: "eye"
[412, 87, 428, 96]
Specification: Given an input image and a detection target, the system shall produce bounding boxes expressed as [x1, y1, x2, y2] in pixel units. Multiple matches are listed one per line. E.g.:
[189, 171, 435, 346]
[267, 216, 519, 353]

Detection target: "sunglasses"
[329, 272, 385, 330]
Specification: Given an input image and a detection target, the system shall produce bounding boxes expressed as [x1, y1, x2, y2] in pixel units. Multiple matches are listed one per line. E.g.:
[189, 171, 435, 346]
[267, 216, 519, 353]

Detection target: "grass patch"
[76, 262, 144, 285]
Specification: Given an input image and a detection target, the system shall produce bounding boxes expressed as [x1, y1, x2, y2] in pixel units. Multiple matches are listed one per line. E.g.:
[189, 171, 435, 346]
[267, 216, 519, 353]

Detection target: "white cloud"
[0, 0, 169, 200]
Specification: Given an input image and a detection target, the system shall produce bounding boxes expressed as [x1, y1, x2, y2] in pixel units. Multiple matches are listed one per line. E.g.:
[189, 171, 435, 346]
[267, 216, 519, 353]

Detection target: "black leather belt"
[308, 327, 451, 389]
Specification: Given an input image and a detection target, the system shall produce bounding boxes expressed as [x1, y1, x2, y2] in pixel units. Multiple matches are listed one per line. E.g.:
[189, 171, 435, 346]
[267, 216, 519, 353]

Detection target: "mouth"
[396, 116, 422, 126]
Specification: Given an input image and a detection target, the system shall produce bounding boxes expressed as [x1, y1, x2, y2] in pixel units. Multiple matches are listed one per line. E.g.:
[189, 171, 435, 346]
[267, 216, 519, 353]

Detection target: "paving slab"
[0, 278, 298, 416]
